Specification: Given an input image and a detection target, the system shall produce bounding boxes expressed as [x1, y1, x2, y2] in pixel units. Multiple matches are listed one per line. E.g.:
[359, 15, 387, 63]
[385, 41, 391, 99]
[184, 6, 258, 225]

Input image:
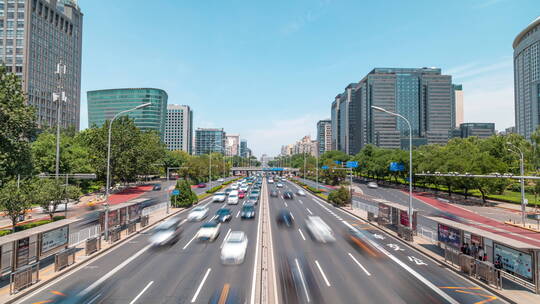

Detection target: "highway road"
[16, 177, 505, 304]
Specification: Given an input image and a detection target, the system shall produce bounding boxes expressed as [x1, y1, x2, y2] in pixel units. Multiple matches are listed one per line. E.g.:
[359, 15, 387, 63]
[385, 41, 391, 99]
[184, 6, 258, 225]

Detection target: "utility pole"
[54, 62, 67, 180]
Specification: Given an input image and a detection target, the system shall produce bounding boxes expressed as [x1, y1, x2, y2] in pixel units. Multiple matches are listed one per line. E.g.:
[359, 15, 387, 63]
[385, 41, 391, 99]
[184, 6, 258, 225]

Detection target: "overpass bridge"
[230, 167, 299, 176]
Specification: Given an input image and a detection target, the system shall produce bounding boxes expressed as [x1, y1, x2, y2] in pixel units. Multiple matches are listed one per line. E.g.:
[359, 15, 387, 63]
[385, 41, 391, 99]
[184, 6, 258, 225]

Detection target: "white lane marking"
[236, 210, 240, 218]
[289, 212, 295, 220]
[347, 252, 371, 276]
[87, 293, 102, 304]
[221, 228, 232, 248]
[183, 233, 198, 250]
[284, 201, 288, 207]
[298, 228, 306, 241]
[79, 244, 152, 296]
[298, 200, 303, 205]
[129, 281, 154, 304]
[314, 260, 331, 287]
[191, 268, 212, 303]
[306, 208, 313, 215]
[295, 258, 311, 303]
[341, 221, 459, 304]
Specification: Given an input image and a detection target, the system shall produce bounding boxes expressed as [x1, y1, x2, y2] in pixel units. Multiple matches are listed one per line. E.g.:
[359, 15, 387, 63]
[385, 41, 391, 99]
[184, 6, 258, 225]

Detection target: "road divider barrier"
[141, 215, 149, 227]
[109, 226, 121, 243]
[85, 236, 101, 256]
[54, 247, 76, 272]
[127, 220, 137, 234]
[9, 263, 39, 295]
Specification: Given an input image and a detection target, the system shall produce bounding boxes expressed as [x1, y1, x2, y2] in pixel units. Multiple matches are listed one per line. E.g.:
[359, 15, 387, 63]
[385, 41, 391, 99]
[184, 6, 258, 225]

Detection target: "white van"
[227, 190, 239, 205]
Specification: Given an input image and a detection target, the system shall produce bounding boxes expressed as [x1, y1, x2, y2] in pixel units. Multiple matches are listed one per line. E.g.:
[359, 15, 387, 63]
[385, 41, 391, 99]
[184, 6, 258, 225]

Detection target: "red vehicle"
[238, 191, 245, 199]
[197, 183, 207, 188]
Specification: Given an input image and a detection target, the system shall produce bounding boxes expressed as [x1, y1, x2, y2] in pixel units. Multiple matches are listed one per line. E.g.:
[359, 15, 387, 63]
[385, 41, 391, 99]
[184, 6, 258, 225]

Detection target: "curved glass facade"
[87, 88, 168, 139]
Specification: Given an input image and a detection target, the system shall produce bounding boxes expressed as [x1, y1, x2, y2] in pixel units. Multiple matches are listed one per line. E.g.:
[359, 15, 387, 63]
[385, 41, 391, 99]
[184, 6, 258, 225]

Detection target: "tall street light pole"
[372, 105, 414, 229]
[104, 102, 151, 240]
[507, 142, 526, 226]
[54, 62, 67, 180]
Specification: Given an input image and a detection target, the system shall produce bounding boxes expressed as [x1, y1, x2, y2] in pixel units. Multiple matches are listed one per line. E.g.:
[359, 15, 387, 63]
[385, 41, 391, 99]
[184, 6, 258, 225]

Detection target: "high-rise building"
[450, 123, 495, 139]
[164, 104, 192, 153]
[292, 135, 318, 157]
[87, 88, 168, 138]
[514, 17, 540, 139]
[225, 134, 240, 156]
[195, 128, 225, 155]
[280, 144, 293, 156]
[316, 119, 332, 155]
[453, 84, 464, 127]
[0, 0, 83, 129]
[332, 68, 455, 153]
[240, 139, 249, 158]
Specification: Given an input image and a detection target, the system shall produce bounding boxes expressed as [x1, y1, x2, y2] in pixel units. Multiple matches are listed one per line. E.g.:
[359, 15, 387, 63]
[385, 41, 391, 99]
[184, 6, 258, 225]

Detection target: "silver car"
[149, 218, 183, 246]
[220, 231, 248, 265]
[305, 216, 335, 243]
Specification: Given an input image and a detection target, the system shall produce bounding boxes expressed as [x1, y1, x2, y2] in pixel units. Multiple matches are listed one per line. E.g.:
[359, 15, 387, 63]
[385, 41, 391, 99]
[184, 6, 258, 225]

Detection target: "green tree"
[0, 66, 37, 183]
[328, 186, 351, 206]
[172, 179, 197, 207]
[33, 179, 81, 220]
[0, 179, 34, 230]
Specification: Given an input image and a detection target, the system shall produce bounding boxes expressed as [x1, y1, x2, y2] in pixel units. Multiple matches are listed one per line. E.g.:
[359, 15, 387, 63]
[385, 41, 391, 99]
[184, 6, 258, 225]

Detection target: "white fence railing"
[418, 226, 437, 243]
[142, 202, 168, 216]
[352, 200, 379, 215]
[69, 225, 101, 246]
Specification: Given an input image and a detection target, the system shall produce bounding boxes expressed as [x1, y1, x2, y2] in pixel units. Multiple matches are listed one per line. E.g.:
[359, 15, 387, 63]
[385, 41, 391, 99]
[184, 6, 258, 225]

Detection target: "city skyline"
[76, 0, 537, 156]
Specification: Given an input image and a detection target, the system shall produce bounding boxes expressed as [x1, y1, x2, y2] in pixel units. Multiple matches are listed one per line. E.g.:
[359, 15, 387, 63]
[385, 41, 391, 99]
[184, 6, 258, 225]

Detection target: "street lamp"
[507, 142, 526, 226]
[104, 102, 151, 240]
[372, 105, 414, 229]
[208, 144, 224, 189]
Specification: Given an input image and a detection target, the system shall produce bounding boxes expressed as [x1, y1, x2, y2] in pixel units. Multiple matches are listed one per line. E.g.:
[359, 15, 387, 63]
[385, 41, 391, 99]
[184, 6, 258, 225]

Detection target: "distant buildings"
[240, 139, 251, 158]
[453, 85, 464, 127]
[165, 105, 192, 153]
[316, 119, 332, 156]
[450, 123, 495, 139]
[331, 67, 456, 154]
[0, 0, 84, 129]
[281, 135, 318, 157]
[87, 88, 168, 138]
[225, 134, 240, 156]
[194, 128, 225, 155]
[281, 144, 294, 156]
[514, 17, 540, 139]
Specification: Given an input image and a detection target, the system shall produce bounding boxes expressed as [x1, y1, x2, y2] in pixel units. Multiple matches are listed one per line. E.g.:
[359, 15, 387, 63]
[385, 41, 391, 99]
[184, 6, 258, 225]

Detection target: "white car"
[276, 183, 283, 188]
[213, 192, 227, 202]
[240, 186, 249, 192]
[220, 231, 248, 265]
[187, 206, 209, 222]
[268, 179, 274, 184]
[306, 216, 335, 243]
[149, 219, 183, 246]
[196, 221, 221, 241]
[367, 182, 378, 189]
[227, 190, 239, 204]
[217, 178, 225, 182]
[231, 184, 239, 190]
[297, 190, 306, 196]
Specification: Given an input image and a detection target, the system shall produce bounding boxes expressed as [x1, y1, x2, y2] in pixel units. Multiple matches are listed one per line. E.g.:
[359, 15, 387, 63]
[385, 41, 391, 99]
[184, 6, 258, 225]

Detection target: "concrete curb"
[5, 197, 211, 304]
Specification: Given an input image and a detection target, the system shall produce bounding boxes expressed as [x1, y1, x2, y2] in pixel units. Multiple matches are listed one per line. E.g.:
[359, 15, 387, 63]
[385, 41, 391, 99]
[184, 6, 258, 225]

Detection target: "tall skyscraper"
[331, 68, 456, 154]
[225, 134, 240, 156]
[87, 88, 168, 138]
[0, 0, 83, 129]
[164, 104, 192, 153]
[316, 119, 332, 155]
[195, 128, 225, 155]
[514, 17, 540, 139]
[453, 84, 464, 127]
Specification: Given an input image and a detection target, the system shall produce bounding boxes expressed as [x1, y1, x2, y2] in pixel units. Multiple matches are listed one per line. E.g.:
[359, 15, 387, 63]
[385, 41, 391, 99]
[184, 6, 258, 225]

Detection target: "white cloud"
[243, 114, 320, 157]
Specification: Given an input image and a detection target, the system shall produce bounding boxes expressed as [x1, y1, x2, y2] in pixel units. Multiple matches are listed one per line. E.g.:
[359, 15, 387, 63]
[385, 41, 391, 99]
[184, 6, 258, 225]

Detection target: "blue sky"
[79, 0, 538, 156]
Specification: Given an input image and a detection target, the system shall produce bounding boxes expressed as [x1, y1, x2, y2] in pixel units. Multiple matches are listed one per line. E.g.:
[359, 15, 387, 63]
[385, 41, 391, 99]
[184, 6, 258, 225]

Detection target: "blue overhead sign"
[263, 168, 284, 171]
[172, 189, 180, 195]
[321, 166, 329, 170]
[389, 162, 405, 172]
[334, 160, 342, 165]
[346, 161, 359, 168]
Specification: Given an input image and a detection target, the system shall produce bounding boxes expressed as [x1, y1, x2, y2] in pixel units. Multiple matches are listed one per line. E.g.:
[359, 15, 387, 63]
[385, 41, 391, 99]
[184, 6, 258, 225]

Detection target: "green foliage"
[172, 179, 197, 208]
[0, 179, 34, 230]
[0, 230, 12, 236]
[0, 66, 37, 183]
[328, 186, 351, 206]
[206, 185, 223, 194]
[32, 179, 81, 220]
[14, 219, 52, 232]
[53, 215, 66, 221]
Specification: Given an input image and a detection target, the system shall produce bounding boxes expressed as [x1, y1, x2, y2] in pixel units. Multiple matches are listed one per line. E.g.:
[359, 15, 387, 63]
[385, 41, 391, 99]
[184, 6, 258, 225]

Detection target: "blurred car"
[187, 206, 209, 222]
[276, 183, 283, 188]
[305, 216, 335, 243]
[270, 190, 279, 197]
[238, 190, 246, 199]
[278, 256, 323, 304]
[209, 286, 244, 304]
[268, 179, 274, 184]
[196, 221, 221, 241]
[150, 218, 183, 246]
[152, 184, 161, 191]
[296, 189, 306, 196]
[283, 191, 294, 200]
[241, 204, 255, 219]
[245, 198, 258, 206]
[217, 178, 225, 182]
[224, 188, 233, 195]
[346, 228, 381, 258]
[240, 186, 249, 192]
[197, 183, 207, 188]
[227, 191, 239, 205]
[231, 184, 239, 190]
[276, 209, 294, 227]
[247, 194, 259, 204]
[220, 231, 248, 265]
[214, 208, 232, 222]
[251, 190, 260, 196]
[367, 182, 378, 189]
[213, 192, 227, 202]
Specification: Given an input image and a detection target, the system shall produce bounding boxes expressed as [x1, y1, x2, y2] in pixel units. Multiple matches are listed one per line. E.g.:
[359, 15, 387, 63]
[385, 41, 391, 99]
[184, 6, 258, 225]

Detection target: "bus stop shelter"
[99, 200, 143, 233]
[377, 200, 418, 232]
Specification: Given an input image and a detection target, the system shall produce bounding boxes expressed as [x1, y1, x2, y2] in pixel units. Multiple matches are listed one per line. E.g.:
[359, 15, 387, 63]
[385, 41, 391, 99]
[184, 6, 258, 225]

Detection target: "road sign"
[346, 161, 359, 168]
[389, 162, 405, 172]
[172, 189, 180, 195]
[527, 213, 540, 220]
[321, 166, 329, 170]
[334, 160, 342, 165]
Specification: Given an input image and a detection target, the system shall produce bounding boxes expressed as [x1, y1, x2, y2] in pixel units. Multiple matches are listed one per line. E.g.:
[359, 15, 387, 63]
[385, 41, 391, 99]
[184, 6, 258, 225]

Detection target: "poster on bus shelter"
[438, 224, 461, 248]
[399, 210, 417, 230]
[494, 243, 533, 281]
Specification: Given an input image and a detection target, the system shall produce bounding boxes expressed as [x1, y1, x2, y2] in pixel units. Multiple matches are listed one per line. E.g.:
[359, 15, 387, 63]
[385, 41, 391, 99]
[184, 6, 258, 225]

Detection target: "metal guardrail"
[127, 220, 137, 234]
[10, 262, 39, 294]
[141, 215, 149, 227]
[109, 226, 121, 243]
[85, 236, 101, 256]
[54, 248, 76, 272]
[444, 247, 461, 266]
[418, 226, 437, 243]
[69, 225, 101, 246]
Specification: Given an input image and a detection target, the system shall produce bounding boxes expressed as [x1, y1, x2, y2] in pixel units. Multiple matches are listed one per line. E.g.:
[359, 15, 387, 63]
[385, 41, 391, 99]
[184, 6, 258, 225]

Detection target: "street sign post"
[321, 166, 329, 170]
[346, 161, 359, 168]
[172, 189, 180, 195]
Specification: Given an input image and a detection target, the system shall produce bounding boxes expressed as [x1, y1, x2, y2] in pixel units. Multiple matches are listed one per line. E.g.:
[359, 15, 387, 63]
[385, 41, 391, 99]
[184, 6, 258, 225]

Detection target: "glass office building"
[87, 88, 168, 139]
[195, 128, 225, 155]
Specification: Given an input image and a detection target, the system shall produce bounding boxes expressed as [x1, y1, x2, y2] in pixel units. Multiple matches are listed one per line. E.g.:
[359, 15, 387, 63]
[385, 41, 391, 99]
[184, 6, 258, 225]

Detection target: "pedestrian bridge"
[230, 167, 299, 174]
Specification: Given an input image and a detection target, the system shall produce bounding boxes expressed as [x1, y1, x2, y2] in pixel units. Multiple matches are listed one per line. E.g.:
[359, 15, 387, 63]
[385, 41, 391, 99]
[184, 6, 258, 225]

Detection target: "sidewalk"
[0, 204, 182, 304]
[345, 207, 540, 304]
